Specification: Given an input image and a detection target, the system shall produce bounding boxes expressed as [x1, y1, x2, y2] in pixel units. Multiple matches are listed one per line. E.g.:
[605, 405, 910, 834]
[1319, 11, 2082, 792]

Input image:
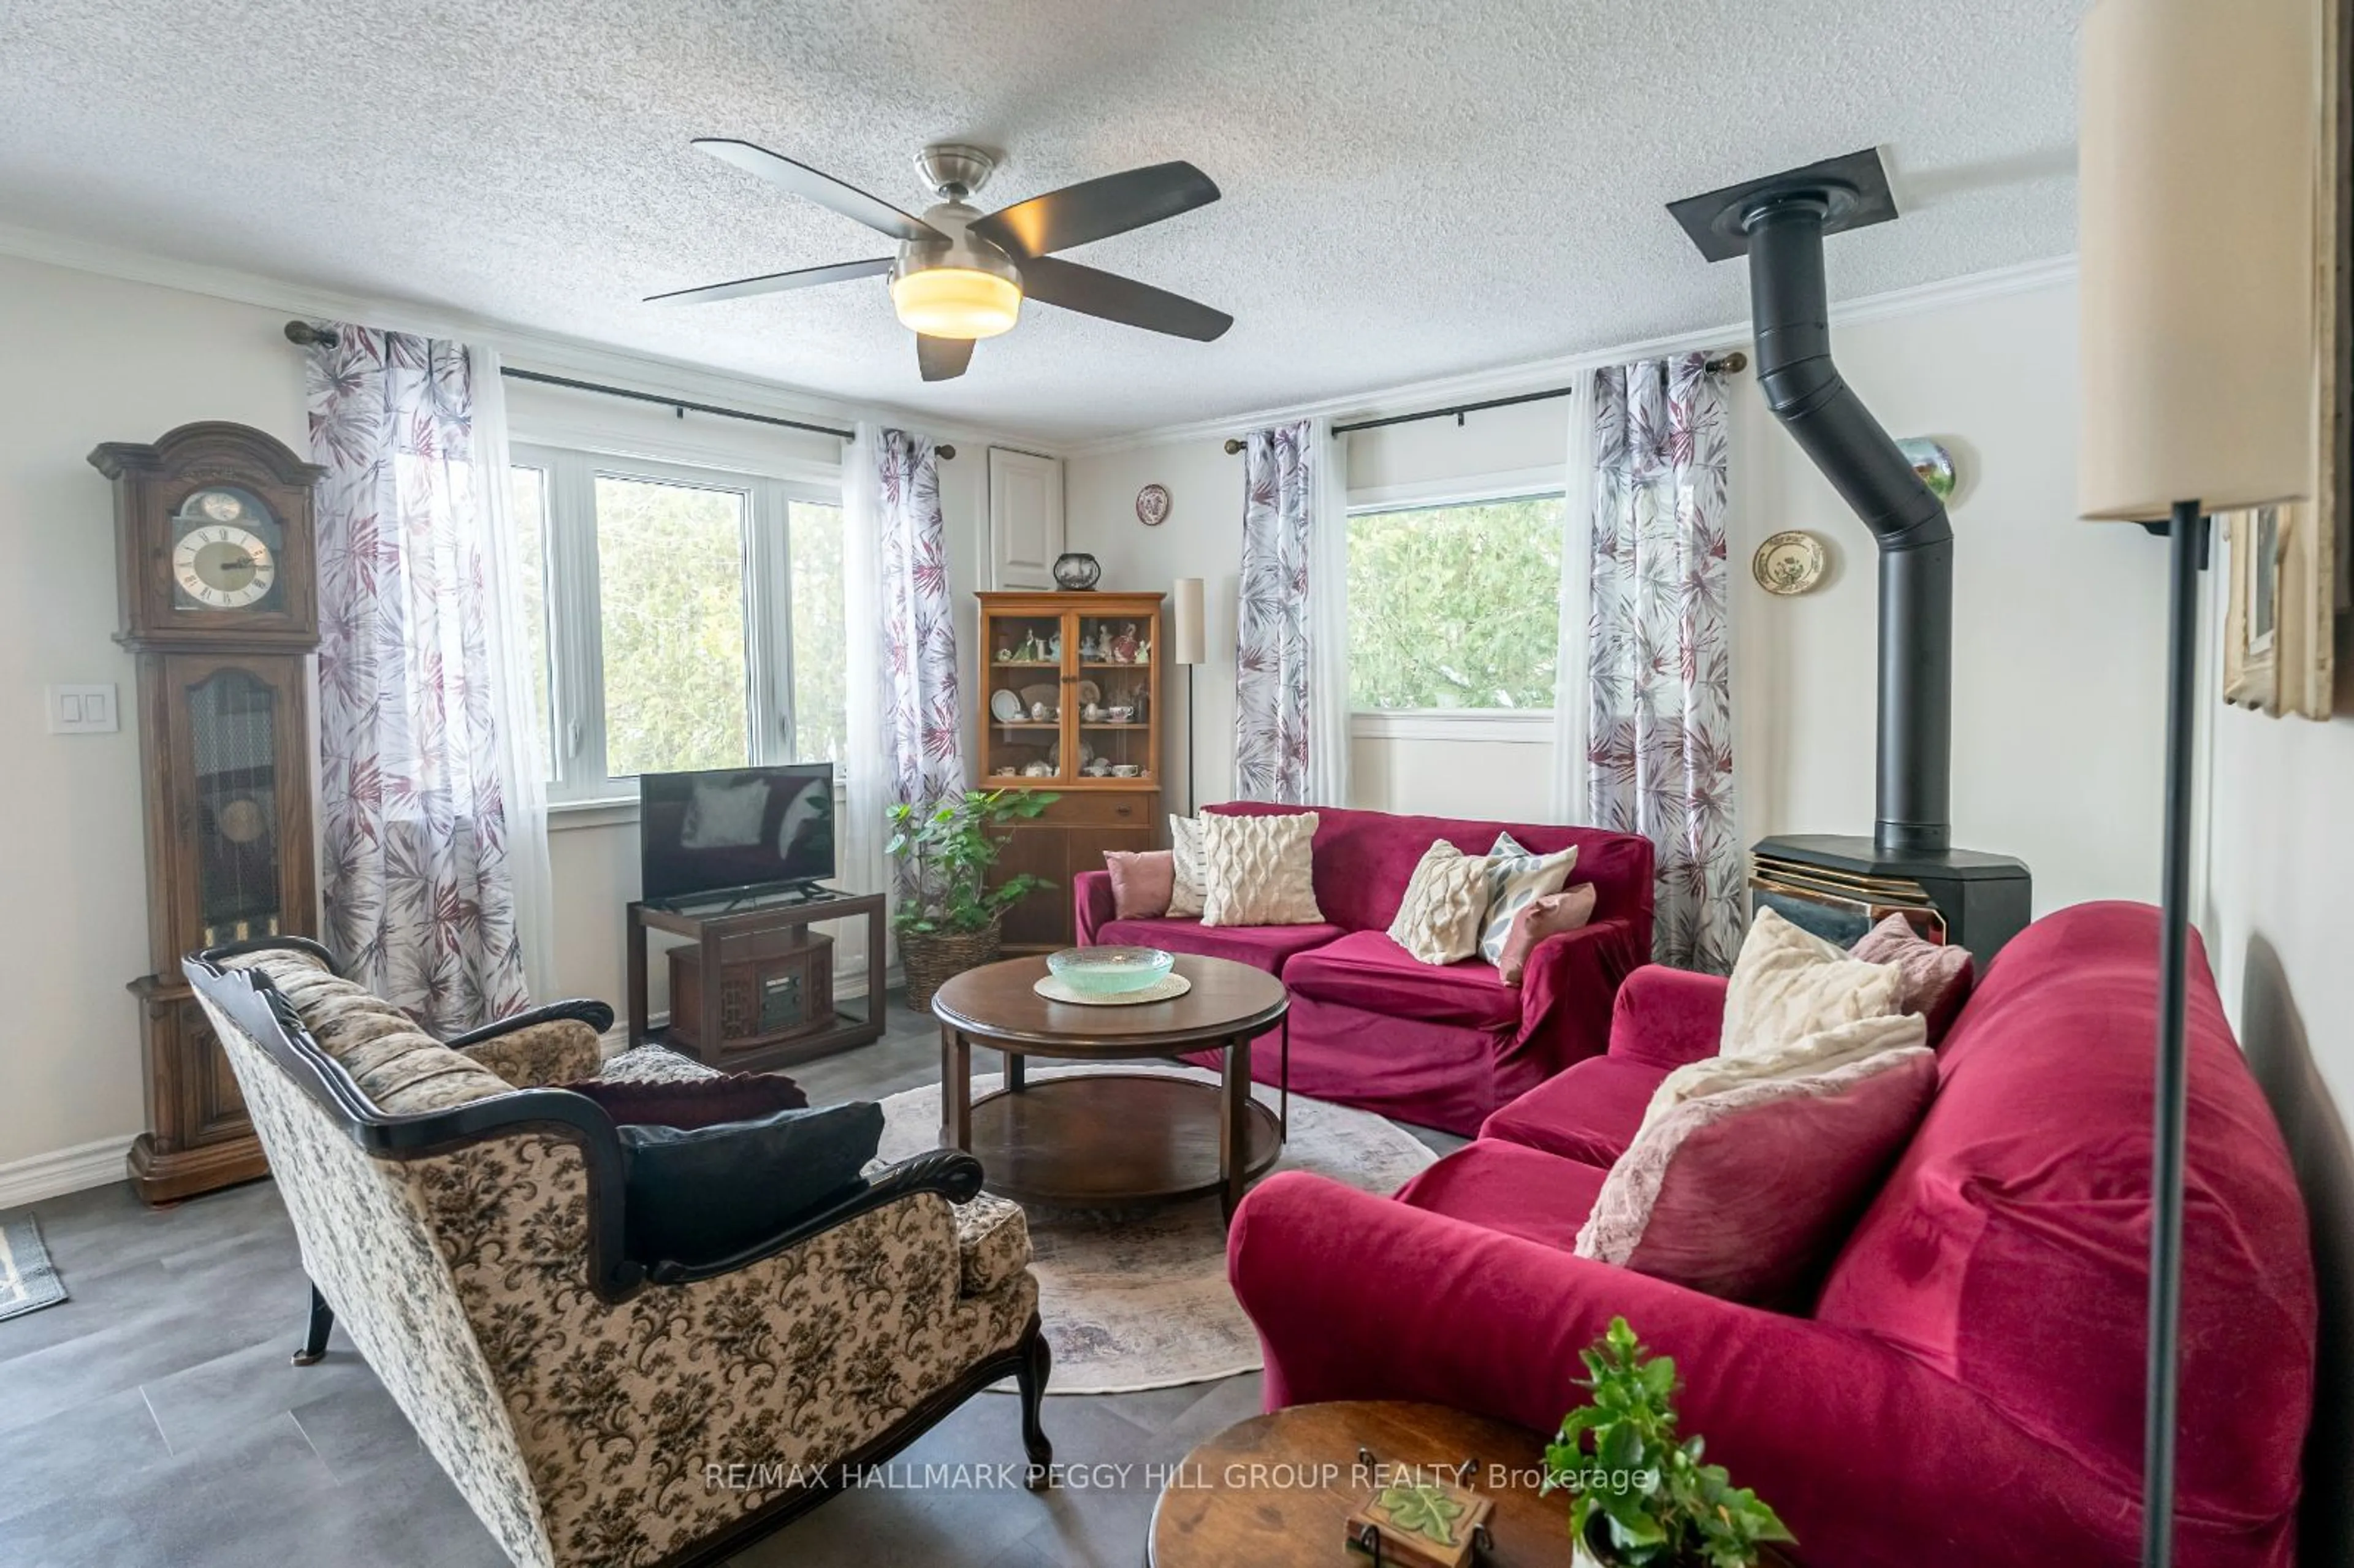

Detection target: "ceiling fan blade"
[693, 139, 943, 244]
[1018, 254, 1232, 342]
[918, 335, 975, 382]
[644, 256, 893, 305]
[969, 161, 1219, 257]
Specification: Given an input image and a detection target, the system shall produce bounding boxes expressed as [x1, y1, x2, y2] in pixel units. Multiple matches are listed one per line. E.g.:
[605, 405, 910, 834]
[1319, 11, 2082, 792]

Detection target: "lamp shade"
[1171, 577, 1207, 664]
[2078, 0, 2317, 522]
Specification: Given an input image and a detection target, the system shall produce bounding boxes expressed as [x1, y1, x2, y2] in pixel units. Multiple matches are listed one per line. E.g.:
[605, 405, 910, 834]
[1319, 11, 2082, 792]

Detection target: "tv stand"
[627, 889, 886, 1072]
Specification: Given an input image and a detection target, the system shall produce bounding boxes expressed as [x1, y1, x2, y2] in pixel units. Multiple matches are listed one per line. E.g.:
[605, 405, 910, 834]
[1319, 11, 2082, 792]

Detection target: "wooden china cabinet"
[90, 423, 324, 1203]
[976, 590, 1164, 951]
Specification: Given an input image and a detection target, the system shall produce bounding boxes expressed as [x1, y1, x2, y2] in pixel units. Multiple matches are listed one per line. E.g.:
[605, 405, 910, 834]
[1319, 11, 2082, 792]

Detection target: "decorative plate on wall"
[1135, 483, 1171, 527]
[1752, 530, 1827, 595]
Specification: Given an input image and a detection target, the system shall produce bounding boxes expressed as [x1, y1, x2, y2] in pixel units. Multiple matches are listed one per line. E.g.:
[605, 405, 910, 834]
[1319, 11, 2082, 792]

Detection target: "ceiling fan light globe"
[891, 268, 1023, 340]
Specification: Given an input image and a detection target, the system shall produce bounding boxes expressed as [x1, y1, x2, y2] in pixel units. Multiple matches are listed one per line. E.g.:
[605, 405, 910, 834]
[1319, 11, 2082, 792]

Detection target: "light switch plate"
[47, 683, 119, 734]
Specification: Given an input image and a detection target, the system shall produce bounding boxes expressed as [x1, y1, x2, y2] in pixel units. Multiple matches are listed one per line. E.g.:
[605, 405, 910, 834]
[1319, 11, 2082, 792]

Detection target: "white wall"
[1066, 277, 2168, 914]
[0, 253, 1007, 1182]
[2200, 619, 2354, 1559]
[0, 254, 310, 1175]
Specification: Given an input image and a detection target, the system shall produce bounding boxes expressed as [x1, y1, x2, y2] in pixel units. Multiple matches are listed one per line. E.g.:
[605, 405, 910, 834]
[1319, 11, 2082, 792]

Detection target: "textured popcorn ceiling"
[0, 0, 2082, 443]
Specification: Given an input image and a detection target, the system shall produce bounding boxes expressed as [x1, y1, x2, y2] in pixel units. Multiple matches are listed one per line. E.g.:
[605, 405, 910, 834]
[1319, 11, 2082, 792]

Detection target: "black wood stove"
[1670, 150, 2032, 957]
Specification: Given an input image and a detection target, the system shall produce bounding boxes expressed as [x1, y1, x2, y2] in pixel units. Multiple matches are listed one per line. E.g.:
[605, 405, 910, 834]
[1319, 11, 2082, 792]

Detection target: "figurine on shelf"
[1046, 630, 1062, 660]
[1110, 622, 1141, 663]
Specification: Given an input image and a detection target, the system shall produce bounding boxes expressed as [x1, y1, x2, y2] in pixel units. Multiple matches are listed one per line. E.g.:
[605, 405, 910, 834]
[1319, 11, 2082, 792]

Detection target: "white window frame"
[1344, 471, 1570, 727]
[511, 442, 842, 808]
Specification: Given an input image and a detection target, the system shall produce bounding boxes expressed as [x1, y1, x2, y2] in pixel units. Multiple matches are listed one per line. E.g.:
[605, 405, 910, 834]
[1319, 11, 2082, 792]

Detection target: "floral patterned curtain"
[1587, 353, 1741, 972]
[1235, 421, 1315, 803]
[874, 429, 966, 885]
[305, 327, 530, 1031]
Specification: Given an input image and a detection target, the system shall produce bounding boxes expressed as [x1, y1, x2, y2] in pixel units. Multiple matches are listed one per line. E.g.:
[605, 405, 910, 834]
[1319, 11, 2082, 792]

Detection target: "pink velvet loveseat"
[1073, 802, 1655, 1134]
[1227, 902, 2318, 1567]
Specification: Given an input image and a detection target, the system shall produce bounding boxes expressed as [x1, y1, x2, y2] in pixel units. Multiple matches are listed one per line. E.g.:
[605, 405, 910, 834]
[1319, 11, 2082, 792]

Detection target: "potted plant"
[886, 789, 1056, 1011]
[1542, 1317, 1793, 1568]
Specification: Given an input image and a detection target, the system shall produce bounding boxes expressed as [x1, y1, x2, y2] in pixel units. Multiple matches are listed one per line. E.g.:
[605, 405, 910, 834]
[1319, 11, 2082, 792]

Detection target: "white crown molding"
[0, 221, 1072, 460]
[0, 1133, 137, 1208]
[1064, 253, 2080, 460]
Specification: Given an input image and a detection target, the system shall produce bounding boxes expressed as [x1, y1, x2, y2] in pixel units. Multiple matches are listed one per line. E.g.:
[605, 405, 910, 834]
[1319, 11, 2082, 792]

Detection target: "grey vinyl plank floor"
[1, 999, 1460, 1568]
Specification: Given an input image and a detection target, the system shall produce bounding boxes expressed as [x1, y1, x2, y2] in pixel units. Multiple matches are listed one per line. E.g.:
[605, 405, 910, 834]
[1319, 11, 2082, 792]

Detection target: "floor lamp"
[1171, 578, 1206, 815]
[2077, 3, 2318, 1565]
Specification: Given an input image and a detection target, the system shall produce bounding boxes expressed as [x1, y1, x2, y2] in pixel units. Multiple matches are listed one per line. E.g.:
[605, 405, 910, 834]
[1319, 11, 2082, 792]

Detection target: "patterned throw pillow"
[1166, 815, 1206, 918]
[1495, 883, 1598, 984]
[1849, 914, 1976, 1045]
[1200, 811, 1324, 927]
[1720, 908, 1906, 1057]
[1387, 842, 1493, 965]
[1575, 1040, 1938, 1306]
[1479, 832, 1579, 963]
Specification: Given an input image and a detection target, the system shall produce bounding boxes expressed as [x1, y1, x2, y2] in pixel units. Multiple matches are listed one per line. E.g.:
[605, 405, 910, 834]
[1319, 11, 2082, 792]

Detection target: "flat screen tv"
[638, 764, 836, 908]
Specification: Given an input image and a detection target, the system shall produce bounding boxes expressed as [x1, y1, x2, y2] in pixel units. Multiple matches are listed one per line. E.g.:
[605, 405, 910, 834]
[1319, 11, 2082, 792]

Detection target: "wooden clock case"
[89, 422, 326, 1203]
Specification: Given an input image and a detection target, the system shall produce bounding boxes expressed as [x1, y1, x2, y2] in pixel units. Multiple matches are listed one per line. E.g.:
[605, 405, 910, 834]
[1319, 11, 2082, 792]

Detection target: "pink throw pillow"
[1104, 850, 1175, 920]
[1495, 884, 1598, 985]
[1850, 913, 1975, 1045]
[1576, 1045, 1938, 1306]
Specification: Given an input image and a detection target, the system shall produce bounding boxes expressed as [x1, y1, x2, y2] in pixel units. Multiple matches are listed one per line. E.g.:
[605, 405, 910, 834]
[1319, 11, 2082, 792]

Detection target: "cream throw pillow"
[1200, 812, 1324, 926]
[1647, 1013, 1929, 1130]
[1167, 814, 1206, 918]
[1479, 832, 1578, 963]
[1387, 842, 1492, 964]
[1720, 908, 1906, 1056]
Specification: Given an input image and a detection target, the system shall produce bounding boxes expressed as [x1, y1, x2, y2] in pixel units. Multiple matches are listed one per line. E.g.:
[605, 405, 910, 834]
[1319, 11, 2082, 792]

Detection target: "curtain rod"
[278, 321, 954, 454]
[1219, 350, 1748, 453]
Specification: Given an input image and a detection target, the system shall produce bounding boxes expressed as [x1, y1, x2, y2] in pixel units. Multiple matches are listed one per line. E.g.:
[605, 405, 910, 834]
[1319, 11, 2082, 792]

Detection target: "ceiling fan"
[648, 140, 1234, 381]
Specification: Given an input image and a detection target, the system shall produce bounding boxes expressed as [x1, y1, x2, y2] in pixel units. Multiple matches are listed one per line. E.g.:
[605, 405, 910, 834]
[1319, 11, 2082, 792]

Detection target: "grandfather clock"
[90, 423, 324, 1203]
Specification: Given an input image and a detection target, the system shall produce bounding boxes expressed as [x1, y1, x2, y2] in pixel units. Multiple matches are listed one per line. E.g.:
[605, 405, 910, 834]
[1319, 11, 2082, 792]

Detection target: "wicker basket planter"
[900, 918, 1003, 1015]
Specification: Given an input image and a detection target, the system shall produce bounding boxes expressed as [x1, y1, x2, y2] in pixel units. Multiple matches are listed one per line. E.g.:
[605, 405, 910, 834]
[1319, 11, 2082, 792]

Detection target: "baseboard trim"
[0, 1134, 136, 1209]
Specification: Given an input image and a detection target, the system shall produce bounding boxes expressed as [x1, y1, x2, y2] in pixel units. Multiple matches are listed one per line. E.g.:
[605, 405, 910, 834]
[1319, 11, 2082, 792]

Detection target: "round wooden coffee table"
[930, 953, 1289, 1222]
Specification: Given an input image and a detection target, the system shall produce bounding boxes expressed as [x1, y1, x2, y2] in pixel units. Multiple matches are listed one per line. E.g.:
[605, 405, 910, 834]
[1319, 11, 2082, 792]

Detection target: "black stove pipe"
[1742, 193, 1953, 856]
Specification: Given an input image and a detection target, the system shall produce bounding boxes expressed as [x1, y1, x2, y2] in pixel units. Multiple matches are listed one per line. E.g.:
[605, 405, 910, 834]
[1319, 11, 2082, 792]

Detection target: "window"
[1347, 492, 1566, 710]
[509, 445, 845, 802]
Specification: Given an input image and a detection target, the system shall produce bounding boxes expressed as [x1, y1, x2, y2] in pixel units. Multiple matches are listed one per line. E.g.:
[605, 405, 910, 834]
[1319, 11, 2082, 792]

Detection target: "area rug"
[872, 1065, 1437, 1394]
[0, 1211, 66, 1322]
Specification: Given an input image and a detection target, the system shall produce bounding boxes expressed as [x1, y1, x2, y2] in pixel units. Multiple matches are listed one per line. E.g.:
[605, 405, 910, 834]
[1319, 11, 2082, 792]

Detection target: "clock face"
[169, 487, 284, 613]
[173, 523, 277, 609]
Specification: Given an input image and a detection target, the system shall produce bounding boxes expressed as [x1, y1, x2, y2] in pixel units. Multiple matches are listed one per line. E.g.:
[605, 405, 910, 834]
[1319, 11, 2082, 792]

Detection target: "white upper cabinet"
[988, 447, 1064, 589]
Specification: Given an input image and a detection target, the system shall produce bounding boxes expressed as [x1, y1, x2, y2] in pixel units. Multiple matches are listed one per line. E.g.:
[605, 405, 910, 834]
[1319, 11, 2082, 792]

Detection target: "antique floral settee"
[185, 937, 1049, 1568]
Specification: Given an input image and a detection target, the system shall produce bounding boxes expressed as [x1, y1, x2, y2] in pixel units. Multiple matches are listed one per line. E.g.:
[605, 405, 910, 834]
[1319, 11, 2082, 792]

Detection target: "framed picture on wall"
[2224, 0, 2349, 719]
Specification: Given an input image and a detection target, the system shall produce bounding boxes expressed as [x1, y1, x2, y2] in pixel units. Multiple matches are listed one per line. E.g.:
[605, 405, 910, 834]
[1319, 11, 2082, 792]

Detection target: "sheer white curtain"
[1548, 371, 1600, 821]
[841, 422, 889, 962]
[1306, 418, 1352, 807]
[469, 348, 557, 1002]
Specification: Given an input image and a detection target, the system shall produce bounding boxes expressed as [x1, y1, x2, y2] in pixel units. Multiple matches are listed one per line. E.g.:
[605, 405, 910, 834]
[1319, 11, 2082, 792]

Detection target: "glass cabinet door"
[1072, 612, 1154, 785]
[981, 608, 1069, 782]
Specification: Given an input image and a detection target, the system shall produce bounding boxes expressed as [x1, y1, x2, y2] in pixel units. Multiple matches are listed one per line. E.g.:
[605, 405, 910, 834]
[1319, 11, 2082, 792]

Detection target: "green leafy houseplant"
[1542, 1318, 1792, 1568]
[885, 790, 1056, 936]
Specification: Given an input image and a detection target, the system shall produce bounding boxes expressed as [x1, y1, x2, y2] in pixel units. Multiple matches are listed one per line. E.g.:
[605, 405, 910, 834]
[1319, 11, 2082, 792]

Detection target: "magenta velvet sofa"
[1072, 802, 1654, 1134]
[1227, 902, 2317, 1567]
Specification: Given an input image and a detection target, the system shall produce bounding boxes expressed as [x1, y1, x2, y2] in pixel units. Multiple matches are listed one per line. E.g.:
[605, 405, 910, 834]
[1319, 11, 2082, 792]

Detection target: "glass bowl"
[1046, 946, 1175, 995]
